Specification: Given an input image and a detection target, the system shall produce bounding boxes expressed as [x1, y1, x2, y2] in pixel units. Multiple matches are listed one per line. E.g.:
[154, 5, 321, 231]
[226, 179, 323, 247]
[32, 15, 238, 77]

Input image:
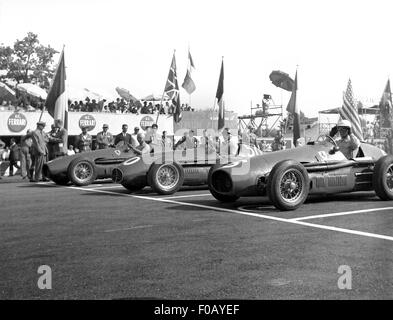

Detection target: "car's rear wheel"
[267, 160, 309, 211]
[51, 174, 70, 186]
[373, 155, 393, 200]
[148, 162, 184, 195]
[67, 158, 97, 186]
[208, 165, 239, 203]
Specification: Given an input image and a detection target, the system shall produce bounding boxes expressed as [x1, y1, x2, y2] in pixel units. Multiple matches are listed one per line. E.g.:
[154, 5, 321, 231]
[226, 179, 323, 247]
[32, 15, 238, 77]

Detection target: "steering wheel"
[316, 134, 339, 149]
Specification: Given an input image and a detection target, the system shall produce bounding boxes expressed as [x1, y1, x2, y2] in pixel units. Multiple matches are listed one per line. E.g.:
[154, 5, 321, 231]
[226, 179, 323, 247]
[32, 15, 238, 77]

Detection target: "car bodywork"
[112, 144, 262, 194]
[208, 137, 392, 210]
[43, 146, 137, 186]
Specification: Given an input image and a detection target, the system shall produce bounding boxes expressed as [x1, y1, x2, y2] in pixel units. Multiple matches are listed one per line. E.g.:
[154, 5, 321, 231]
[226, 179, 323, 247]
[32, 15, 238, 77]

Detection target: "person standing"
[9, 138, 20, 176]
[220, 128, 238, 156]
[0, 137, 5, 179]
[96, 124, 114, 149]
[75, 126, 92, 152]
[31, 121, 48, 182]
[130, 127, 139, 147]
[54, 119, 68, 157]
[114, 124, 132, 147]
[20, 130, 33, 180]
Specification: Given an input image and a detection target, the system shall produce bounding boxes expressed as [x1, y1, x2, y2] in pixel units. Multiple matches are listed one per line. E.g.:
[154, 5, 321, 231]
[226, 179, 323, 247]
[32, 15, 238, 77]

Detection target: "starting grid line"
[63, 184, 393, 243]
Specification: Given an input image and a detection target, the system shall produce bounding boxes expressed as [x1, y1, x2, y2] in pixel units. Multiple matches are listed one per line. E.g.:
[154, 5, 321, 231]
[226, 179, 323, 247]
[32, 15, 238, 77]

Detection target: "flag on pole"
[379, 79, 392, 128]
[216, 60, 225, 130]
[188, 50, 195, 69]
[339, 79, 363, 140]
[45, 49, 67, 129]
[286, 70, 300, 146]
[182, 49, 196, 94]
[164, 52, 181, 123]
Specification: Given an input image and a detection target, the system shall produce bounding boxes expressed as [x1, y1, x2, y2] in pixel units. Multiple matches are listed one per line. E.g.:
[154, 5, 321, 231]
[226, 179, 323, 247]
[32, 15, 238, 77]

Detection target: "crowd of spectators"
[68, 98, 195, 115]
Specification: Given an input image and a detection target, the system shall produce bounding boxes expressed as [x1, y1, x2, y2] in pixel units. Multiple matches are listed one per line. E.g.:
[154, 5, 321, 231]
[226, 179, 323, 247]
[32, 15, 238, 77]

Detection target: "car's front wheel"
[267, 160, 310, 211]
[148, 162, 184, 195]
[373, 155, 393, 200]
[67, 158, 97, 186]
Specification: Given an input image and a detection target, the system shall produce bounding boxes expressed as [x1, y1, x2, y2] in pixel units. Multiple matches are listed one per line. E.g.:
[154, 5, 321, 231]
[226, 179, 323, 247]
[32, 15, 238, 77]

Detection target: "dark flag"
[164, 53, 181, 123]
[286, 70, 300, 146]
[339, 79, 363, 140]
[182, 49, 196, 94]
[216, 60, 224, 130]
[45, 49, 67, 129]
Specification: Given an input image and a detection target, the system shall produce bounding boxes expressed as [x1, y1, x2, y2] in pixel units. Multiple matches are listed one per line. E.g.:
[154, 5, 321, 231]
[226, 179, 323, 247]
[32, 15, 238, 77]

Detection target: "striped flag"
[379, 79, 392, 128]
[164, 52, 181, 123]
[216, 60, 224, 130]
[286, 70, 300, 146]
[45, 49, 67, 129]
[182, 49, 196, 94]
[339, 79, 363, 140]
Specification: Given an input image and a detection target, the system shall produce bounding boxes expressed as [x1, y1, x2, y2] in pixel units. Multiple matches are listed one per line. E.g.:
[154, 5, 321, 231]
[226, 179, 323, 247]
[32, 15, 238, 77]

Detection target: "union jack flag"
[339, 79, 363, 141]
[164, 52, 181, 122]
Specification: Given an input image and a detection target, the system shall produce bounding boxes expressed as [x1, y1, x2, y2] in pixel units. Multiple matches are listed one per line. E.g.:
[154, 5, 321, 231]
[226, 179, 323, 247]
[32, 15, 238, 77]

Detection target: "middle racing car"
[111, 144, 262, 194]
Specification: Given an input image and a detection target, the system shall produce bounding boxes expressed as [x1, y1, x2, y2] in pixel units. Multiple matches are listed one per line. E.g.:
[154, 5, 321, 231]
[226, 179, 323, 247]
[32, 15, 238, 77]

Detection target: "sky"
[1, 0, 393, 117]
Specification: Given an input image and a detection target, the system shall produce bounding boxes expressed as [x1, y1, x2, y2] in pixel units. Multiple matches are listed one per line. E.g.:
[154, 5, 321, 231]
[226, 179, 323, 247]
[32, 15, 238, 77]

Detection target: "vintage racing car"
[208, 135, 393, 211]
[112, 144, 262, 194]
[43, 146, 137, 186]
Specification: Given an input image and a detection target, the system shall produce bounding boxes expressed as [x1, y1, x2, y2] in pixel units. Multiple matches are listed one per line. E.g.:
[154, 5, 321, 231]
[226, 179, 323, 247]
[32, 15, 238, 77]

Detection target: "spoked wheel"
[67, 158, 97, 186]
[267, 160, 310, 211]
[148, 162, 184, 195]
[373, 155, 393, 200]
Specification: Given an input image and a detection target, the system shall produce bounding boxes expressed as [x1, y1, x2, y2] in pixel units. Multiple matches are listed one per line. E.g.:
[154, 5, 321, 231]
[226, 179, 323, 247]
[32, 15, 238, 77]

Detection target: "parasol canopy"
[142, 93, 170, 101]
[115, 87, 138, 102]
[0, 81, 16, 101]
[16, 83, 48, 100]
[67, 86, 102, 102]
[269, 70, 295, 92]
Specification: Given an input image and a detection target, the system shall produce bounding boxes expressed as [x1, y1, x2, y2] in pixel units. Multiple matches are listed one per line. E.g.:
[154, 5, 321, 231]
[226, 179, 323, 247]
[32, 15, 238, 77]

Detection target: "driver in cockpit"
[329, 119, 361, 159]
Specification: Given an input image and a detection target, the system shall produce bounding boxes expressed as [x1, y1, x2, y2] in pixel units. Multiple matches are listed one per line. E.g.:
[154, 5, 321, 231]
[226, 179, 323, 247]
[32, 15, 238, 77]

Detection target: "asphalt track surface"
[1, 178, 393, 299]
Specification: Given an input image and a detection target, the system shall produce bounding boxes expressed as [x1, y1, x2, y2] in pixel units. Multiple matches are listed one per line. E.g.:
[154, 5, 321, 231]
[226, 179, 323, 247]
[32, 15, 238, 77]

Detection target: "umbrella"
[0, 81, 16, 101]
[16, 83, 48, 100]
[67, 86, 102, 102]
[269, 70, 295, 92]
[142, 93, 170, 101]
[115, 87, 138, 102]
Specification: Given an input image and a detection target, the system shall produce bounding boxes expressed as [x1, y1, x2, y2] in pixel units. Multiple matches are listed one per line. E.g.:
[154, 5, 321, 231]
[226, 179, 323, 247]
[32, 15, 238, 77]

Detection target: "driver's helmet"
[337, 119, 352, 129]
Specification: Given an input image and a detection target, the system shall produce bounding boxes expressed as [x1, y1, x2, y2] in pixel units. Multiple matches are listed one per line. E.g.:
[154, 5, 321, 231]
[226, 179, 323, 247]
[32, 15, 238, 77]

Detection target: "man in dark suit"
[9, 138, 20, 176]
[114, 124, 132, 147]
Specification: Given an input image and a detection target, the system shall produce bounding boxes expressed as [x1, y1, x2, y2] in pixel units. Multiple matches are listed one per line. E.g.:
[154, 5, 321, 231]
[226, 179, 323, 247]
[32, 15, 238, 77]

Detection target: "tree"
[0, 32, 58, 89]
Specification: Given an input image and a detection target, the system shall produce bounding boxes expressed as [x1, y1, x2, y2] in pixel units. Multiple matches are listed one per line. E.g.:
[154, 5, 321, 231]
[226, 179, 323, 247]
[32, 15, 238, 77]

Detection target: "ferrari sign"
[79, 114, 96, 131]
[140, 116, 154, 131]
[7, 112, 27, 133]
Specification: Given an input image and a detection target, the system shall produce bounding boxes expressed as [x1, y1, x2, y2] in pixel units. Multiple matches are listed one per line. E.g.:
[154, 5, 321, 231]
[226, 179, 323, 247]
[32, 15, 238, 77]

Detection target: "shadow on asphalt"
[17, 183, 58, 188]
[305, 192, 381, 204]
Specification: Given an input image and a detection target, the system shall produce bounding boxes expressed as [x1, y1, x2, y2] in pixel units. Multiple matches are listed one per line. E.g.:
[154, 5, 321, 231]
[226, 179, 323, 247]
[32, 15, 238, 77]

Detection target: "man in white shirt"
[220, 128, 238, 156]
[130, 127, 139, 147]
[329, 119, 361, 159]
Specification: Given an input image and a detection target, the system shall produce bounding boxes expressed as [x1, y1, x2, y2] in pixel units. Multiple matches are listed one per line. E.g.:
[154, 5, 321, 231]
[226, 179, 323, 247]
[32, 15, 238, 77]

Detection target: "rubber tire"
[147, 162, 185, 195]
[67, 158, 97, 186]
[267, 159, 310, 211]
[373, 155, 393, 200]
[51, 174, 70, 186]
[207, 164, 239, 203]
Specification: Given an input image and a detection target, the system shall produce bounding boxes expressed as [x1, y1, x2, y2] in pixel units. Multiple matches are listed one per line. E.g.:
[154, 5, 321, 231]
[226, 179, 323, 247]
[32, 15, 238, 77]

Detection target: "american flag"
[164, 52, 181, 122]
[379, 79, 392, 128]
[339, 79, 363, 141]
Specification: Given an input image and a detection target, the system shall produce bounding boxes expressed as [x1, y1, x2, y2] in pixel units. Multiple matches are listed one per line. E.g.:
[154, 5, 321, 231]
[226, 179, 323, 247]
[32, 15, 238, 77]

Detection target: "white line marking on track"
[66, 186, 393, 242]
[157, 193, 212, 200]
[290, 207, 393, 221]
[104, 225, 154, 232]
